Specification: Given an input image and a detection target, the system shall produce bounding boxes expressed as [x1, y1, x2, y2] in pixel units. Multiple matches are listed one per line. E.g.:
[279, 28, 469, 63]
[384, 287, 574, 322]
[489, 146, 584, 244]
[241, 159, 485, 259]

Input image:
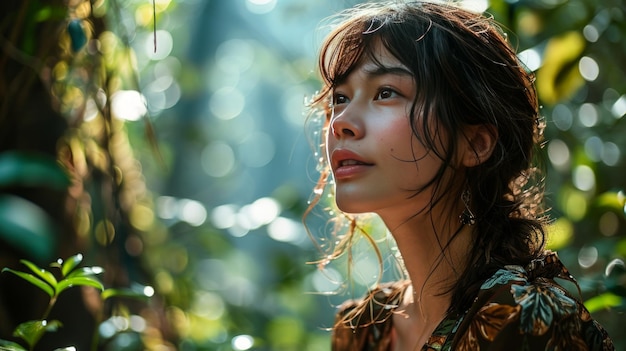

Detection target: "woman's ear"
[460, 124, 498, 167]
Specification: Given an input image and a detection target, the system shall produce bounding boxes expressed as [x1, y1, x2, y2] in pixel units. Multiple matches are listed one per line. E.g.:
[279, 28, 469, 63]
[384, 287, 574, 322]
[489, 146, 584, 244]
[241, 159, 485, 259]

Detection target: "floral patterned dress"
[331, 251, 614, 351]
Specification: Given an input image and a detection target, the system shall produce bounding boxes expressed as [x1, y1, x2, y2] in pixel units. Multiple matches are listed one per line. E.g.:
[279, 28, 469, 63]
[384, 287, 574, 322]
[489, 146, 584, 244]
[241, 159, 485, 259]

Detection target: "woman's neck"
[385, 205, 474, 297]
[382, 210, 475, 350]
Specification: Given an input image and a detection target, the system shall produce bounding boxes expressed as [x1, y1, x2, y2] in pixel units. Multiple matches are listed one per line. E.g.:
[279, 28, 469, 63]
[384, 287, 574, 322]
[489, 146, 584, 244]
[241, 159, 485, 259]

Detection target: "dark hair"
[307, 1, 547, 315]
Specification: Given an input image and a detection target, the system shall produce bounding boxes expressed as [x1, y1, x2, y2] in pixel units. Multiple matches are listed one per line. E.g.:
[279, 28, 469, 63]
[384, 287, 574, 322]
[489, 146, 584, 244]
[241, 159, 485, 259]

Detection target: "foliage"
[0, 152, 68, 262]
[496, 1, 626, 342]
[0, 0, 171, 349]
[0, 254, 151, 351]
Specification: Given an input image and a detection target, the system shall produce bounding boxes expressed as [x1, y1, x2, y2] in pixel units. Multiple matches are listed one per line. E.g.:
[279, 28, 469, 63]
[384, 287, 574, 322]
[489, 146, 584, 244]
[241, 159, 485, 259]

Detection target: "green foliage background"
[0, 0, 624, 350]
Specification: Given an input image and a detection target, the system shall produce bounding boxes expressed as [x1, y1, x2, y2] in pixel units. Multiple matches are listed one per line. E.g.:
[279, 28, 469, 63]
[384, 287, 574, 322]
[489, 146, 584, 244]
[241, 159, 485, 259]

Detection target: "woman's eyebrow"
[362, 65, 413, 78]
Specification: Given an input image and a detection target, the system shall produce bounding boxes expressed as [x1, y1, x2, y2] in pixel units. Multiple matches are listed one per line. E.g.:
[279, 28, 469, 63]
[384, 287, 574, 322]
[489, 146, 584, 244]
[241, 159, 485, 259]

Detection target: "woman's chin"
[334, 199, 371, 215]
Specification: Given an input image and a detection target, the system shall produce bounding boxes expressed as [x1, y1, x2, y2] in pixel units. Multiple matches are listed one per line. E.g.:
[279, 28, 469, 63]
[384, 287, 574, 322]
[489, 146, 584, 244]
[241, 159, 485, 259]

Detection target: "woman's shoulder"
[334, 280, 410, 324]
[453, 250, 615, 350]
[331, 280, 410, 351]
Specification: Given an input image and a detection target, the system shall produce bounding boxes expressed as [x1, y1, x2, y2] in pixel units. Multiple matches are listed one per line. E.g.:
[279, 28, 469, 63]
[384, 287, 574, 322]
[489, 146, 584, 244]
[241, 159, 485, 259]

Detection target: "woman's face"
[326, 43, 453, 221]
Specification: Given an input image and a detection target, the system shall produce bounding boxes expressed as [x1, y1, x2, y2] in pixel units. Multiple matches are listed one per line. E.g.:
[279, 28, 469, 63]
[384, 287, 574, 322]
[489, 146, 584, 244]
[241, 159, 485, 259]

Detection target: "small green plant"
[0, 254, 150, 351]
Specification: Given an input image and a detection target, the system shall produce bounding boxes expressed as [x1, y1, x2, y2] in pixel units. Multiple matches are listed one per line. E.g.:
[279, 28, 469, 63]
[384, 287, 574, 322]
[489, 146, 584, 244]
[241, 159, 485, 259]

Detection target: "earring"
[459, 189, 476, 226]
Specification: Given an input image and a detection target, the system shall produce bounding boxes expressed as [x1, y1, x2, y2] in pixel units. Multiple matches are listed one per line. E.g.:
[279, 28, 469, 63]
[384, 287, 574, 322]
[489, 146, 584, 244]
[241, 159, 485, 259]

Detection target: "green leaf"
[19, 260, 57, 289]
[13, 320, 62, 349]
[0, 339, 27, 351]
[56, 276, 103, 295]
[584, 292, 624, 313]
[595, 191, 626, 211]
[33, 5, 67, 23]
[66, 266, 104, 279]
[0, 152, 70, 190]
[53, 347, 76, 351]
[0, 195, 56, 261]
[59, 254, 84, 277]
[536, 31, 585, 104]
[1, 269, 54, 297]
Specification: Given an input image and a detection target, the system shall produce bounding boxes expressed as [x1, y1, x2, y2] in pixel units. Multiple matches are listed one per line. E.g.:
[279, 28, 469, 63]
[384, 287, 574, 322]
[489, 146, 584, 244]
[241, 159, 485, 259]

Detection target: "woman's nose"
[330, 106, 363, 139]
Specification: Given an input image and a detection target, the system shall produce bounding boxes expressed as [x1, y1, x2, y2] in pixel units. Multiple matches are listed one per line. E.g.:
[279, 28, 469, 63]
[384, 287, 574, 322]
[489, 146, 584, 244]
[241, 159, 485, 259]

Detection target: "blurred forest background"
[0, 0, 624, 350]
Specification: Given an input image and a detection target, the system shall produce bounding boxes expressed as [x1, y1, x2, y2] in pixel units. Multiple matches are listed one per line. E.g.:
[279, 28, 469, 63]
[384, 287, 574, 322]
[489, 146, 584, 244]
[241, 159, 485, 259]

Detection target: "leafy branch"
[0, 254, 151, 351]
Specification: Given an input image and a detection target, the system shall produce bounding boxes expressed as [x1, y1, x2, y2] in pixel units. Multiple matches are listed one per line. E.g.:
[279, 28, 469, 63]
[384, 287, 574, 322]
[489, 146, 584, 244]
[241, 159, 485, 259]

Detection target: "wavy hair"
[305, 0, 547, 316]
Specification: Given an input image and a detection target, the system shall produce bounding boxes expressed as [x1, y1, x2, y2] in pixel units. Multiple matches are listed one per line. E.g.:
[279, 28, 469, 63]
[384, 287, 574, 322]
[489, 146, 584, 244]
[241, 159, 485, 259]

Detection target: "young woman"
[306, 1, 614, 350]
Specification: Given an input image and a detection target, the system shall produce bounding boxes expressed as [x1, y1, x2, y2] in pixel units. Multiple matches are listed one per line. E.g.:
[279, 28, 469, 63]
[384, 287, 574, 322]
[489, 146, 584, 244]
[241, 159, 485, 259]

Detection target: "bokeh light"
[245, 0, 277, 14]
[579, 56, 600, 81]
[201, 141, 236, 177]
[232, 335, 254, 350]
[110, 90, 147, 121]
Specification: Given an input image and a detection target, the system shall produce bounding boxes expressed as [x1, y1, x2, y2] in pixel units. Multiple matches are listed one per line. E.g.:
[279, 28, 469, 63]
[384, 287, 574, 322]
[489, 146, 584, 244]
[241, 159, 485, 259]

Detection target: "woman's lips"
[331, 149, 373, 180]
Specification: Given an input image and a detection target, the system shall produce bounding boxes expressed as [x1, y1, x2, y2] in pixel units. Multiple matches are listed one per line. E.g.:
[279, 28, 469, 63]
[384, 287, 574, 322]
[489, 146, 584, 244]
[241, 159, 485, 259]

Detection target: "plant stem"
[42, 295, 57, 321]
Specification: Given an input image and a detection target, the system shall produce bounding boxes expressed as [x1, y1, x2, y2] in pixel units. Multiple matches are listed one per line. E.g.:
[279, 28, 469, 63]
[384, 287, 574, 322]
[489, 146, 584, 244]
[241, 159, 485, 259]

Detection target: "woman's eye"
[375, 88, 396, 100]
[333, 94, 349, 105]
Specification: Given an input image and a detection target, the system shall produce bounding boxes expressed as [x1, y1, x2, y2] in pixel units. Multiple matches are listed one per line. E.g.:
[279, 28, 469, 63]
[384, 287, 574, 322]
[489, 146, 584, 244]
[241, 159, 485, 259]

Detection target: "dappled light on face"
[245, 0, 277, 14]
